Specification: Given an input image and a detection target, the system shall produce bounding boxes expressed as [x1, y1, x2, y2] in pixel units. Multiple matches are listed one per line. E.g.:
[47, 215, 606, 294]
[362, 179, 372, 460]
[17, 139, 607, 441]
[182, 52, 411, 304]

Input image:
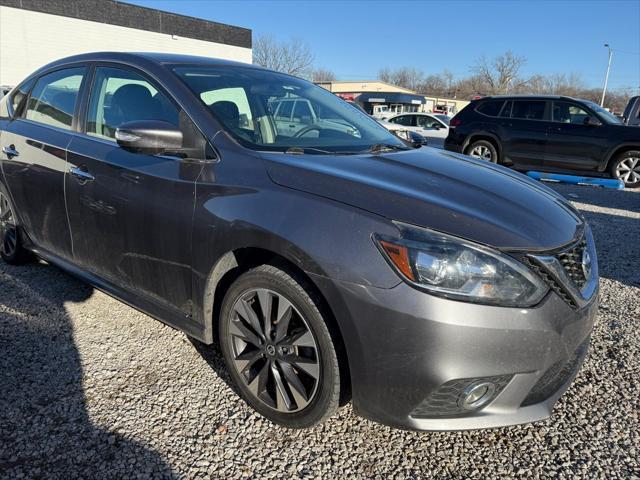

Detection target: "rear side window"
[275, 101, 293, 120]
[25, 67, 85, 130]
[511, 101, 546, 120]
[476, 100, 504, 117]
[390, 115, 413, 126]
[500, 101, 513, 117]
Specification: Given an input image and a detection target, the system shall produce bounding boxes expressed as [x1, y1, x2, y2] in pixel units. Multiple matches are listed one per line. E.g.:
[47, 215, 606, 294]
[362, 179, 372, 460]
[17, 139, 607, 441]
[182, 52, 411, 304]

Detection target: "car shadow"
[0, 261, 176, 478]
[188, 337, 242, 398]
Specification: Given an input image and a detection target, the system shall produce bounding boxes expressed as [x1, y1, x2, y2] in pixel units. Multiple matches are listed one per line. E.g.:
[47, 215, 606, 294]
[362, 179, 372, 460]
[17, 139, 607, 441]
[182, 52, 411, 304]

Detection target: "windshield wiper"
[364, 143, 411, 153]
[284, 146, 334, 155]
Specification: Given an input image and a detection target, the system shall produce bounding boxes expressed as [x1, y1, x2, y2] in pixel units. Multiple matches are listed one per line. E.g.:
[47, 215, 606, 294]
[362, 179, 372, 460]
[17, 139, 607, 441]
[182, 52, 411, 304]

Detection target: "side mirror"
[115, 120, 183, 155]
[584, 116, 601, 127]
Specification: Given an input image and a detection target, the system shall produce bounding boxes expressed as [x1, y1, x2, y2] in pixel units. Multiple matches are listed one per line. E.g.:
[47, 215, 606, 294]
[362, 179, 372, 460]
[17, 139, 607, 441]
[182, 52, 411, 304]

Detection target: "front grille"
[523, 232, 592, 309]
[557, 238, 587, 289]
[523, 257, 578, 309]
[521, 338, 589, 407]
[410, 375, 512, 418]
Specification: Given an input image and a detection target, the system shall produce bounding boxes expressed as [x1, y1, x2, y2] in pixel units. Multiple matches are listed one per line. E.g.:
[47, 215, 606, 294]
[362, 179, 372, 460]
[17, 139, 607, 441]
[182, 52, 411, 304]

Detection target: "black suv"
[445, 95, 640, 188]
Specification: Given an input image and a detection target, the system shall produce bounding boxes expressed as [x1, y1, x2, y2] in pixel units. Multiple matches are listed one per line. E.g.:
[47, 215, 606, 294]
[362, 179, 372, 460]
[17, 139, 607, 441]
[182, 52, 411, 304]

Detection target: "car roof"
[478, 94, 589, 103]
[390, 112, 435, 116]
[31, 51, 263, 75]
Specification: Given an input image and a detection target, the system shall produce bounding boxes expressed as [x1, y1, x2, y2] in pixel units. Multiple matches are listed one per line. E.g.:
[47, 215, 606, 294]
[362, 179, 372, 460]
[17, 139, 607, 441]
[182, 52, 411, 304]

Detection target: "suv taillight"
[450, 117, 462, 127]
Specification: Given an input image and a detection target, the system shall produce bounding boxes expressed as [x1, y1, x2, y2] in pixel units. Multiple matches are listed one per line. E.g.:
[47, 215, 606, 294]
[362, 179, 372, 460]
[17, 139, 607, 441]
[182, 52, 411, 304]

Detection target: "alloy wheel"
[469, 145, 493, 161]
[0, 192, 17, 257]
[615, 156, 640, 184]
[226, 288, 320, 413]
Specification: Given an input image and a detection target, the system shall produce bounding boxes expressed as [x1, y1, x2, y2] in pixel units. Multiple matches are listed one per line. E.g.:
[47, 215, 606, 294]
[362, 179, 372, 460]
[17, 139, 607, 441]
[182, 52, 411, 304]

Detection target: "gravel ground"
[0, 183, 638, 480]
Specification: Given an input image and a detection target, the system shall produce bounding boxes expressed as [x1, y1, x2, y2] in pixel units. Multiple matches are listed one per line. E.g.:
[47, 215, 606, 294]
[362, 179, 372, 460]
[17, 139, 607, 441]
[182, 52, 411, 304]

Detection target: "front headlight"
[375, 222, 548, 307]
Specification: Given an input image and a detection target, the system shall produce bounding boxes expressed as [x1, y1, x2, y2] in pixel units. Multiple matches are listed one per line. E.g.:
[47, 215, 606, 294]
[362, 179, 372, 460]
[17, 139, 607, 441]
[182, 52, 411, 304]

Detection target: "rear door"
[544, 100, 609, 171]
[65, 64, 206, 314]
[502, 99, 550, 169]
[0, 66, 87, 259]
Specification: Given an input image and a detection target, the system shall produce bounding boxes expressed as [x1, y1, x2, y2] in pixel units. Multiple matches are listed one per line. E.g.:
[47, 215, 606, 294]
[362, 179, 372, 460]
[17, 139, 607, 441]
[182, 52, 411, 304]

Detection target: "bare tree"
[377, 67, 393, 84]
[311, 68, 336, 83]
[418, 74, 447, 95]
[377, 67, 424, 91]
[471, 51, 528, 94]
[253, 34, 314, 78]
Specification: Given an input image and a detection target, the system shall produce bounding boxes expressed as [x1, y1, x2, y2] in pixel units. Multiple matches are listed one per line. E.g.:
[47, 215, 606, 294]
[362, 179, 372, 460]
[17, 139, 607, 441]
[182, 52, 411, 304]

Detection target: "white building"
[0, 0, 252, 86]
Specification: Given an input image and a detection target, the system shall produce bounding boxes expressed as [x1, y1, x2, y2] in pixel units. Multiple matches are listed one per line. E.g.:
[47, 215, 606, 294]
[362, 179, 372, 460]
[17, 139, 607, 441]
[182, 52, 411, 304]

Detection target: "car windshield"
[434, 114, 450, 125]
[583, 100, 622, 124]
[172, 65, 407, 154]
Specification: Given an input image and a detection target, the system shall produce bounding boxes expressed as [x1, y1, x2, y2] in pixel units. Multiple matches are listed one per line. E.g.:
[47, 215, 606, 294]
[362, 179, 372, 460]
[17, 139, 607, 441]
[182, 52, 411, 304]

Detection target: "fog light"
[459, 381, 496, 410]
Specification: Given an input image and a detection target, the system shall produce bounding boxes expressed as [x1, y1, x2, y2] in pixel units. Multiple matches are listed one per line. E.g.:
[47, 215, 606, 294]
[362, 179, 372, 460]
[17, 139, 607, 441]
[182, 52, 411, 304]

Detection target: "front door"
[544, 101, 609, 172]
[414, 115, 448, 149]
[65, 65, 205, 314]
[0, 67, 87, 259]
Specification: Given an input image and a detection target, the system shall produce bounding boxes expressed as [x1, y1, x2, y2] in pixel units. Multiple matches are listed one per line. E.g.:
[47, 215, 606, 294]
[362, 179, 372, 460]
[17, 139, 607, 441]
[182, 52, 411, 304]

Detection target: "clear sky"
[125, 0, 640, 91]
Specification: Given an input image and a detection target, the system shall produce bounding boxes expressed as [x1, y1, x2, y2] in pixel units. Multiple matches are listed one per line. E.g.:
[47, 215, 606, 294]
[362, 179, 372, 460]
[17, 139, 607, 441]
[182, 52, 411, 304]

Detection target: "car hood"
[260, 148, 583, 251]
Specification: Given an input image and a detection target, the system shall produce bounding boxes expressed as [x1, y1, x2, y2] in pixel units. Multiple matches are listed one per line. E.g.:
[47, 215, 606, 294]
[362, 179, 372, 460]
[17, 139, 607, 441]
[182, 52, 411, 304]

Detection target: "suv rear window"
[511, 101, 546, 120]
[476, 100, 504, 117]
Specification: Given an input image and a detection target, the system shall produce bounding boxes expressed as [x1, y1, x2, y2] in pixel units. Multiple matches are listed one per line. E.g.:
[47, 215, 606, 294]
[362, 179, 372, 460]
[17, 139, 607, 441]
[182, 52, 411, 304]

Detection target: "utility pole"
[600, 44, 613, 107]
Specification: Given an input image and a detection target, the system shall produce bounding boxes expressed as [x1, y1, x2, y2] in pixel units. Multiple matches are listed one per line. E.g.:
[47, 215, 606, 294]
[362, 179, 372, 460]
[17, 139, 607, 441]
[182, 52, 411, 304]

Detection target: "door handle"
[2, 145, 19, 158]
[69, 165, 95, 182]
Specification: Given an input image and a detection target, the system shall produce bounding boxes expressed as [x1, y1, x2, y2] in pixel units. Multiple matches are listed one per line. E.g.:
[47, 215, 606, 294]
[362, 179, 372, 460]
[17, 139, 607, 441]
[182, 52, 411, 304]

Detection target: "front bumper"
[310, 274, 597, 431]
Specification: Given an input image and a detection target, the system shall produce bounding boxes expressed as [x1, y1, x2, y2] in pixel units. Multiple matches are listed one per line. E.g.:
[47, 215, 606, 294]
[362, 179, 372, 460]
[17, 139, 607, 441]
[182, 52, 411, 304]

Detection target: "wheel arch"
[463, 132, 503, 163]
[602, 144, 640, 172]
[202, 245, 353, 404]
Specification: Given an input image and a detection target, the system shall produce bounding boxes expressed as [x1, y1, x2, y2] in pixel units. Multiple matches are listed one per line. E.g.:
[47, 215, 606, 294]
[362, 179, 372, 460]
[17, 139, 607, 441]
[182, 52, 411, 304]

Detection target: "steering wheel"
[294, 125, 322, 138]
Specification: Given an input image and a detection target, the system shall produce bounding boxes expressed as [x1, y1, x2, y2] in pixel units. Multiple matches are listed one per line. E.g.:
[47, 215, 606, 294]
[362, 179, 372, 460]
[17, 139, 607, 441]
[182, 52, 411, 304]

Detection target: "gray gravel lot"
[0, 183, 638, 480]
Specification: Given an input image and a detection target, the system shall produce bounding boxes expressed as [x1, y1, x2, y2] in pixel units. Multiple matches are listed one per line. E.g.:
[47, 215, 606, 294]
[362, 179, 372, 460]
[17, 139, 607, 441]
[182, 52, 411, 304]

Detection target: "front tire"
[610, 150, 640, 188]
[465, 139, 498, 163]
[219, 264, 341, 428]
[0, 184, 32, 265]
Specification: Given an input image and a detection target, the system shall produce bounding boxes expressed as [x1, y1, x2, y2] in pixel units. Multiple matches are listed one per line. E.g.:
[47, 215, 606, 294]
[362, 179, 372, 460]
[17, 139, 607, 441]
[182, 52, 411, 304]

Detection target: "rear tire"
[465, 139, 498, 163]
[0, 184, 32, 265]
[610, 150, 640, 188]
[219, 264, 341, 428]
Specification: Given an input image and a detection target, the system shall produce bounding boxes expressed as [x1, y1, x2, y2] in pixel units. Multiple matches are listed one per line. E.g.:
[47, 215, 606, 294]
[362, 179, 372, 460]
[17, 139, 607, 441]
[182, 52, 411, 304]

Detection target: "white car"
[384, 113, 449, 149]
[269, 98, 359, 138]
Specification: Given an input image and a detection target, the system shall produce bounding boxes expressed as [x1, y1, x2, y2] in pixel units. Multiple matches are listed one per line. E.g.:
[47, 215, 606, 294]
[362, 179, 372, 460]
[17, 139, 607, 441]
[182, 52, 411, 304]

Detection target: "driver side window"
[417, 116, 439, 128]
[87, 66, 179, 141]
[552, 101, 590, 125]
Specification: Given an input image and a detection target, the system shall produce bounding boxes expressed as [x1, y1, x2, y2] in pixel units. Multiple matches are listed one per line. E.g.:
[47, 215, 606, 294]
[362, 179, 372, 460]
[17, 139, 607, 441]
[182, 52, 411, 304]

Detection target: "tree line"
[253, 36, 634, 113]
[378, 51, 634, 113]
